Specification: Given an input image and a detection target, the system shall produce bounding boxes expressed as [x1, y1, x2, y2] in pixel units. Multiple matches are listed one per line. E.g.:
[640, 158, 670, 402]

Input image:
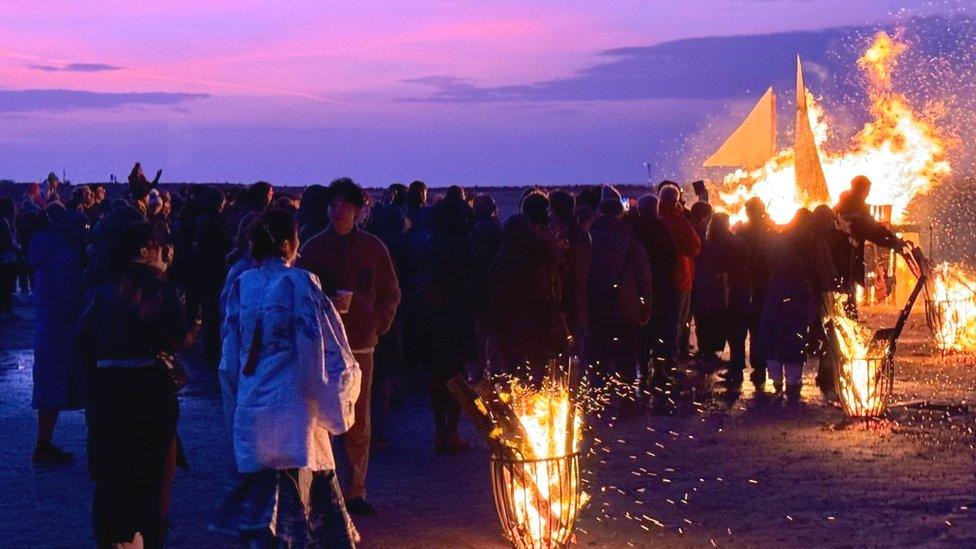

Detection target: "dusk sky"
[0, 0, 972, 187]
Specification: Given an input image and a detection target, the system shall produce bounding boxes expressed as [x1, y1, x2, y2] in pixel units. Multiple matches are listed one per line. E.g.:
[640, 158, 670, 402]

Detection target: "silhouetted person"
[758, 209, 816, 402]
[586, 187, 651, 388]
[471, 194, 504, 374]
[194, 186, 232, 369]
[550, 190, 592, 348]
[487, 213, 568, 379]
[225, 181, 274, 243]
[419, 190, 475, 453]
[692, 213, 744, 365]
[0, 198, 18, 316]
[367, 184, 411, 450]
[734, 196, 775, 389]
[78, 221, 191, 547]
[29, 203, 88, 465]
[654, 185, 701, 396]
[630, 194, 676, 390]
[833, 175, 906, 317]
[520, 191, 550, 232]
[128, 162, 162, 218]
[298, 184, 331, 242]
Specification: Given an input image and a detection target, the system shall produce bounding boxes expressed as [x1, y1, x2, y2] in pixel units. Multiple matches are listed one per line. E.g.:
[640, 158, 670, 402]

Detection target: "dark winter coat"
[693, 230, 748, 315]
[758, 231, 816, 364]
[420, 231, 476, 366]
[28, 211, 87, 411]
[471, 216, 503, 313]
[486, 232, 568, 361]
[586, 215, 652, 363]
[554, 219, 592, 335]
[834, 194, 902, 288]
[735, 217, 775, 320]
[587, 215, 652, 328]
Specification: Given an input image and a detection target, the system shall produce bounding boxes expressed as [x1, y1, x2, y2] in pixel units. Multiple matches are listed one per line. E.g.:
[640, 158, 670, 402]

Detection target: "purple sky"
[0, 0, 969, 186]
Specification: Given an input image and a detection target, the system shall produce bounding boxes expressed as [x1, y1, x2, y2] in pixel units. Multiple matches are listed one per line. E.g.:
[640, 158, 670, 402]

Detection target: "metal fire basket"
[834, 355, 895, 418]
[923, 277, 976, 356]
[489, 452, 582, 549]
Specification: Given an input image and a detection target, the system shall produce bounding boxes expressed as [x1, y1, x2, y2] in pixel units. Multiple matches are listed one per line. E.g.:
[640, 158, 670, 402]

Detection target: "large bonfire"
[716, 31, 951, 224]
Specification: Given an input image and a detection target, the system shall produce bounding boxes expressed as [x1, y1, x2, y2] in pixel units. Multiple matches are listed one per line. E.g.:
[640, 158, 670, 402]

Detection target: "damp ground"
[1, 294, 974, 547]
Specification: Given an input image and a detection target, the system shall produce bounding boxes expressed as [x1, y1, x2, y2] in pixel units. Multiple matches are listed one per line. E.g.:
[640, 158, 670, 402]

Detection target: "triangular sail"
[794, 55, 831, 204]
[703, 86, 776, 169]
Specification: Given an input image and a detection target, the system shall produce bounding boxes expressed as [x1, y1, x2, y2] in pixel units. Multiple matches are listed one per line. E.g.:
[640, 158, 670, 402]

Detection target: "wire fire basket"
[834, 355, 894, 418]
[490, 452, 582, 549]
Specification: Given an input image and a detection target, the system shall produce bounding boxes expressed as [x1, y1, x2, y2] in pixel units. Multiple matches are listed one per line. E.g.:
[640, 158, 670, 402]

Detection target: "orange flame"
[928, 263, 976, 352]
[717, 32, 951, 224]
[499, 380, 585, 548]
[824, 292, 893, 417]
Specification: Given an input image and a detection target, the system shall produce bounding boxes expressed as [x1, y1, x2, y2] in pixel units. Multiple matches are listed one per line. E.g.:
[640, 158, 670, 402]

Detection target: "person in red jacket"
[297, 178, 401, 516]
[653, 184, 701, 396]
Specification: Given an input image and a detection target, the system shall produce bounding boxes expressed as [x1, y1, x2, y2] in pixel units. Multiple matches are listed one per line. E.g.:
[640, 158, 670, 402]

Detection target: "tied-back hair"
[249, 208, 297, 261]
[109, 221, 161, 272]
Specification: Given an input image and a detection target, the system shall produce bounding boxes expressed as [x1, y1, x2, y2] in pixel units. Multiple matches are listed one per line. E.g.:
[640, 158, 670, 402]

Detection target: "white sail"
[703, 86, 776, 169]
[794, 55, 830, 204]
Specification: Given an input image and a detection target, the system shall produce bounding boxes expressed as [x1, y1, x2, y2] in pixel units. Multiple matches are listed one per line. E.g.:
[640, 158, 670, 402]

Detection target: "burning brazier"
[449, 362, 585, 548]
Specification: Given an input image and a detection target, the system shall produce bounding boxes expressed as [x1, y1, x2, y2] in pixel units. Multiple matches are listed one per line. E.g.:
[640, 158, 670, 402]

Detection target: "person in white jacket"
[214, 208, 362, 548]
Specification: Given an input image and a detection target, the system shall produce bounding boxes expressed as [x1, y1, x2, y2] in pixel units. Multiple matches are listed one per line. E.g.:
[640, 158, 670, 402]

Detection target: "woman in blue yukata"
[215, 208, 362, 548]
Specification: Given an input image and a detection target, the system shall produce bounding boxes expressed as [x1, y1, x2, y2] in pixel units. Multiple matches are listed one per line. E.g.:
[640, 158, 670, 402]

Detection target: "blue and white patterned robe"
[220, 259, 361, 473]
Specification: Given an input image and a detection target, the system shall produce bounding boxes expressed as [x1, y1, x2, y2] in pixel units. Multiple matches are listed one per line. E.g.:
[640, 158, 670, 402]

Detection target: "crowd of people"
[0, 165, 907, 547]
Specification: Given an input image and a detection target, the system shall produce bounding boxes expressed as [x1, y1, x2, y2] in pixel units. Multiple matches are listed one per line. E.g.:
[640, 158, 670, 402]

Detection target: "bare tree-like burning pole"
[448, 359, 586, 549]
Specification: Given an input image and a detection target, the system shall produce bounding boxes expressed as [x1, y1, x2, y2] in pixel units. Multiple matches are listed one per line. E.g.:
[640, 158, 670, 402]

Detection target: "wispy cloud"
[400, 16, 974, 104]
[400, 27, 858, 103]
[0, 89, 208, 112]
[29, 62, 122, 72]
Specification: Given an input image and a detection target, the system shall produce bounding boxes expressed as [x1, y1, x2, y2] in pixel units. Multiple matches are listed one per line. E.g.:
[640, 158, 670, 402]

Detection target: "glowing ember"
[494, 379, 586, 548]
[927, 262, 976, 353]
[717, 31, 951, 224]
[823, 293, 894, 417]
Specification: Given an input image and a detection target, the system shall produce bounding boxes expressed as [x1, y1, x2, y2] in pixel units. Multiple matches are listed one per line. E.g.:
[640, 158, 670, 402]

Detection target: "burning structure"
[704, 30, 964, 410]
[708, 31, 951, 225]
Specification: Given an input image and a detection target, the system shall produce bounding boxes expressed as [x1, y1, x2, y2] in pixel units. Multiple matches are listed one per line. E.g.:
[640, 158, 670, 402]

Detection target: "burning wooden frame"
[448, 360, 585, 549]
